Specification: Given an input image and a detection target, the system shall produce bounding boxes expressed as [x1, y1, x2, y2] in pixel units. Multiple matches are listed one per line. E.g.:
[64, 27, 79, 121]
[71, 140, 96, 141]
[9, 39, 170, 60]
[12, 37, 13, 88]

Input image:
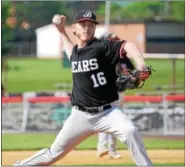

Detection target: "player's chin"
[82, 34, 93, 41]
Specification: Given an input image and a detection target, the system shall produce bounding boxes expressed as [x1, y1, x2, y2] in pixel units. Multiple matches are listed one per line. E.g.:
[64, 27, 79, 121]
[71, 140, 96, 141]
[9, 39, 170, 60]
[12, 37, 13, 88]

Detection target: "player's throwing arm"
[52, 14, 74, 59]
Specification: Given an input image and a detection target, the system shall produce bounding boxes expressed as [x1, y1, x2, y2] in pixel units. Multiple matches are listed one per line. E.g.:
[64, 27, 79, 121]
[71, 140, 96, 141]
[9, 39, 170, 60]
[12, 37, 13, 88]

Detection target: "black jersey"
[70, 38, 127, 107]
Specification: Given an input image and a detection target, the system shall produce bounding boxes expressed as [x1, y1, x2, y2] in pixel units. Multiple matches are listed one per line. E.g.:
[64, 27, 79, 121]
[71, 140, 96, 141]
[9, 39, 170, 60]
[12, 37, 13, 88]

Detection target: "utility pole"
[164, 1, 170, 16]
[105, 0, 111, 32]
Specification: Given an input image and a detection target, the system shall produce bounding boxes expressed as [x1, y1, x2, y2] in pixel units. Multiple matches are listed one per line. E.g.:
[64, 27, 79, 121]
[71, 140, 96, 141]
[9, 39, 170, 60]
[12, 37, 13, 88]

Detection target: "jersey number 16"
[91, 72, 107, 88]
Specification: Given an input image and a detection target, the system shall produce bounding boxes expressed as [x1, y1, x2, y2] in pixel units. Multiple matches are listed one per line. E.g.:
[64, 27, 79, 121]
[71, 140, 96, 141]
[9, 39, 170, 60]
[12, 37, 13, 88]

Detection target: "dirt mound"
[2, 149, 184, 165]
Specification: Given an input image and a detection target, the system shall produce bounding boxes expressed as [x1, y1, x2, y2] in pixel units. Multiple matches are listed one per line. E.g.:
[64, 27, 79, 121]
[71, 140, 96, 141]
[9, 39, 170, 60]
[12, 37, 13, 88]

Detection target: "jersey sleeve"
[103, 39, 127, 64]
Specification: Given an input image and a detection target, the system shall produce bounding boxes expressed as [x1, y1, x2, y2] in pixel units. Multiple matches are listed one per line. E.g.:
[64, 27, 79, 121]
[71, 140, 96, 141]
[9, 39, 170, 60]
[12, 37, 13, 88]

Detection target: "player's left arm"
[103, 39, 147, 71]
[117, 42, 154, 90]
[120, 42, 146, 71]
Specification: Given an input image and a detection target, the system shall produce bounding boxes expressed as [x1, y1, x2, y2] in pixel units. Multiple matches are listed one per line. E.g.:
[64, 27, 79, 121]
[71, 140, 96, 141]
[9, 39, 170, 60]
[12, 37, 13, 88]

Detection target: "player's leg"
[96, 106, 152, 166]
[14, 107, 94, 166]
[108, 134, 121, 159]
[97, 132, 109, 157]
[108, 133, 116, 152]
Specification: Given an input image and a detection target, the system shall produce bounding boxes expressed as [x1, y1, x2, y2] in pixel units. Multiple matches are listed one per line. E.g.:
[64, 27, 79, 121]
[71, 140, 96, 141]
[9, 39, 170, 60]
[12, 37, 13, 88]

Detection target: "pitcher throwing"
[14, 10, 152, 166]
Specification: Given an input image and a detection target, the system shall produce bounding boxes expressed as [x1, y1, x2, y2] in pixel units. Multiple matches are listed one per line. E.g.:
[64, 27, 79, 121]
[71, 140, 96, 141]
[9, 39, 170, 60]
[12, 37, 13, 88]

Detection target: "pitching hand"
[52, 14, 66, 33]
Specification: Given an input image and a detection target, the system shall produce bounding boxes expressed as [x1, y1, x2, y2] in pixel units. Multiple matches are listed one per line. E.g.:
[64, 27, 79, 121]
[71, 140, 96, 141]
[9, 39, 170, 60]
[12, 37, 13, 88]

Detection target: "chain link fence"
[2, 94, 184, 136]
[6, 42, 36, 57]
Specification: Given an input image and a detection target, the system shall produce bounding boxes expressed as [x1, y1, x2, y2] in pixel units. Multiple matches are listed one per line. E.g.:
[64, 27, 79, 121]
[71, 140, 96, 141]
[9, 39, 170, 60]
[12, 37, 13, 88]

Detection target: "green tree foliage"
[14, 1, 66, 29]
[1, 2, 14, 56]
[96, 1, 184, 22]
[121, 2, 164, 20]
[12, 2, 69, 43]
[14, 1, 103, 27]
[96, 3, 123, 22]
[170, 2, 185, 22]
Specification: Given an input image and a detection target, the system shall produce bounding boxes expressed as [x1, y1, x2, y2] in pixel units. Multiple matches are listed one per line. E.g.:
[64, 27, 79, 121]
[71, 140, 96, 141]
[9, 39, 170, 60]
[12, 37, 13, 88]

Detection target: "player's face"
[72, 21, 96, 42]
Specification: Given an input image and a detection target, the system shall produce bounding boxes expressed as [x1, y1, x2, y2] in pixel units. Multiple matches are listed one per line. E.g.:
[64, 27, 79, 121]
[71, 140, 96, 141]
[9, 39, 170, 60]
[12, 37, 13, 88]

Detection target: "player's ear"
[72, 24, 76, 35]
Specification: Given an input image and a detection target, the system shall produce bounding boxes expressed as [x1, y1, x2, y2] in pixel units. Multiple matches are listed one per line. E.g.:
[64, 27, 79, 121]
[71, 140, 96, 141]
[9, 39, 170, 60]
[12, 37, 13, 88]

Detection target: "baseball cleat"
[109, 152, 121, 159]
[97, 148, 109, 158]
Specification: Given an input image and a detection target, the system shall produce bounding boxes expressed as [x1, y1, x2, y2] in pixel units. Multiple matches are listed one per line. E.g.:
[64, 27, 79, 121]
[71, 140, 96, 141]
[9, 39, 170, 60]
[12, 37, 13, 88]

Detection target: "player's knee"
[125, 126, 138, 139]
[118, 126, 138, 142]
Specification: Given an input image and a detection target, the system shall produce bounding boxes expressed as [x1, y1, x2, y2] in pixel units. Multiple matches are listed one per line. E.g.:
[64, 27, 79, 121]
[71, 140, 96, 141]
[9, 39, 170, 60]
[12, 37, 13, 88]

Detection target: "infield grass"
[2, 133, 184, 151]
[3, 57, 184, 94]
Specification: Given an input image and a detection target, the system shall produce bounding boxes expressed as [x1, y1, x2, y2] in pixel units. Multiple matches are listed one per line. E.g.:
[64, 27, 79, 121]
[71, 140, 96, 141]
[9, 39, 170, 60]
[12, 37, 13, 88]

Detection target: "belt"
[75, 104, 112, 114]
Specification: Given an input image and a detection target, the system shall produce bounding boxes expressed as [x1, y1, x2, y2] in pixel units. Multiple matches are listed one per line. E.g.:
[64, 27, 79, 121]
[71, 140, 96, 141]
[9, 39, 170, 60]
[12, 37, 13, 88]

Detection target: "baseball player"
[14, 10, 152, 166]
[96, 33, 135, 159]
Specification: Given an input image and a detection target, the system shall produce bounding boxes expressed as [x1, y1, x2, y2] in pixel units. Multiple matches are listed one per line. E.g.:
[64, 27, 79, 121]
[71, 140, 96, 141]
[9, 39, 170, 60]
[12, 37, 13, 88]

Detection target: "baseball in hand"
[52, 14, 61, 24]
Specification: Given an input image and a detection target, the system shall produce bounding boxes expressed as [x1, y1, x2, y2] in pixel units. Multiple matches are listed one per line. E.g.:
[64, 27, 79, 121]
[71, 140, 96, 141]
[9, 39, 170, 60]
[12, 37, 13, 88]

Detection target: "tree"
[2, 2, 15, 93]
[96, 1, 184, 22]
[11, 1, 104, 42]
[170, 2, 185, 22]
[96, 2, 123, 22]
[121, 2, 164, 20]
[1, 2, 14, 56]
[13, 1, 103, 28]
[14, 1, 65, 29]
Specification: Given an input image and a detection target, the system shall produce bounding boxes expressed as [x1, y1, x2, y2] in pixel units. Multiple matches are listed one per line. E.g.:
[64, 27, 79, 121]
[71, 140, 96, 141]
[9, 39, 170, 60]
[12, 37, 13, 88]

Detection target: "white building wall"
[35, 24, 62, 59]
[35, 24, 109, 59]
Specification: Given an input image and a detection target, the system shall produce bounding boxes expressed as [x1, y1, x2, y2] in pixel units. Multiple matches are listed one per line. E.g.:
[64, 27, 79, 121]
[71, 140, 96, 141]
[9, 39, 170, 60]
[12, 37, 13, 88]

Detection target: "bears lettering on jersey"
[72, 58, 99, 73]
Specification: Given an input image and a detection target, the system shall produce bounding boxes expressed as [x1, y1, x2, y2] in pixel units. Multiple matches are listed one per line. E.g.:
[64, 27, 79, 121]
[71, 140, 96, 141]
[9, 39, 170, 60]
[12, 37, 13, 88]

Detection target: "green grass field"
[3, 57, 184, 93]
[2, 133, 184, 151]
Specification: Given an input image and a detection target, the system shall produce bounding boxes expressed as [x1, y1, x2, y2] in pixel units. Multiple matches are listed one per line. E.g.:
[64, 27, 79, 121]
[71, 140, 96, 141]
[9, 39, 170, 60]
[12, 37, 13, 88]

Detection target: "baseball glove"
[116, 66, 155, 91]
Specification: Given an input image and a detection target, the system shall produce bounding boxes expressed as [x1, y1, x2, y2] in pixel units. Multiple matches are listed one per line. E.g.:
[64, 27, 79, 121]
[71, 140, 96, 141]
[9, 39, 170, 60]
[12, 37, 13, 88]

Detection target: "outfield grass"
[3, 57, 184, 93]
[2, 133, 184, 151]
[4, 58, 72, 93]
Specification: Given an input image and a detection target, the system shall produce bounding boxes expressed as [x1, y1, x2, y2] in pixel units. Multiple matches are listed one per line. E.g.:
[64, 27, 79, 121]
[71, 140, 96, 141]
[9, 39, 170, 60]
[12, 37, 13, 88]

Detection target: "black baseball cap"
[73, 10, 99, 24]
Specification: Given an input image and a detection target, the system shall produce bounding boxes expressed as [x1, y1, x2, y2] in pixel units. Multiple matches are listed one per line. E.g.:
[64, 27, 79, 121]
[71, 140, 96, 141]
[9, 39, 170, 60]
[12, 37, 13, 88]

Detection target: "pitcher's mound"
[2, 149, 184, 165]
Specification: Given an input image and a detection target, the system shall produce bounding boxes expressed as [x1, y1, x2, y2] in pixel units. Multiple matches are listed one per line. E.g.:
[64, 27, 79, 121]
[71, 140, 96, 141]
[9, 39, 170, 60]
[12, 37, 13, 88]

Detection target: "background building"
[35, 20, 184, 58]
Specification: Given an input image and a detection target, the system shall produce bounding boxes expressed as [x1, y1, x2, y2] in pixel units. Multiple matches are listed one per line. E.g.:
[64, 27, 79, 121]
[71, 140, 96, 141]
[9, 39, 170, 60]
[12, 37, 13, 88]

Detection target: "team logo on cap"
[83, 11, 92, 18]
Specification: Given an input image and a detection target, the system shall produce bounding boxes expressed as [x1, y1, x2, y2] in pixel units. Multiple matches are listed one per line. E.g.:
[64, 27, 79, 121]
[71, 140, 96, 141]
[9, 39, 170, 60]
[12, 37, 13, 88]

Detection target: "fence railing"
[2, 92, 185, 136]
[6, 42, 36, 57]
